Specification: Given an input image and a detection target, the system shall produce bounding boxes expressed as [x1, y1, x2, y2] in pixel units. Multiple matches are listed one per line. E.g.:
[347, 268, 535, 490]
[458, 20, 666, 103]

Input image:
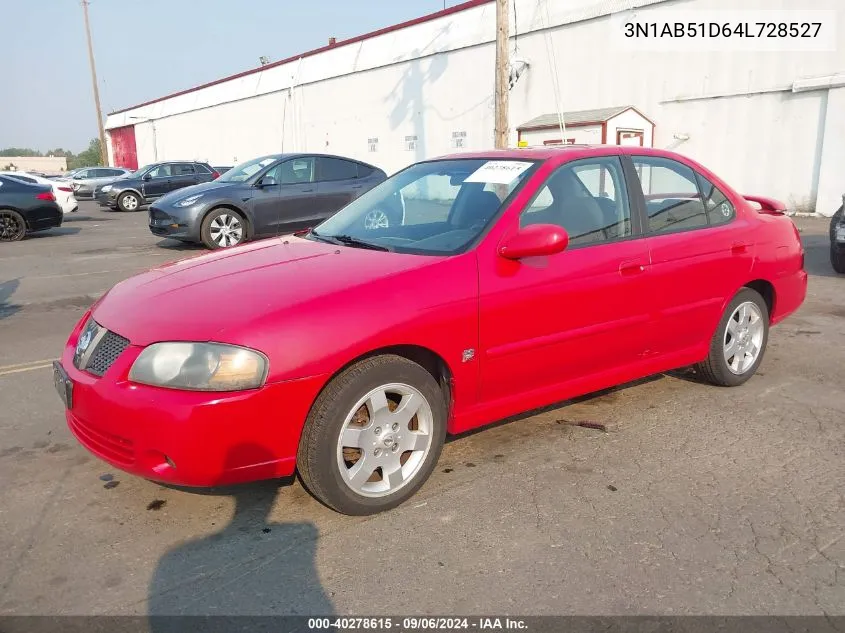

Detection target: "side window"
[148, 164, 172, 179]
[194, 164, 212, 174]
[631, 156, 708, 234]
[520, 156, 632, 246]
[172, 164, 195, 176]
[318, 157, 359, 182]
[357, 164, 374, 178]
[696, 173, 735, 226]
[279, 157, 315, 185]
[13, 175, 37, 184]
[93, 168, 111, 177]
[74, 170, 89, 179]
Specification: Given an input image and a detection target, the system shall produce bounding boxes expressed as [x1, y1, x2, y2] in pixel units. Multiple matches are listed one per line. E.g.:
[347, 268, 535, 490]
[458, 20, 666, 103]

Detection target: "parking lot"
[0, 202, 843, 616]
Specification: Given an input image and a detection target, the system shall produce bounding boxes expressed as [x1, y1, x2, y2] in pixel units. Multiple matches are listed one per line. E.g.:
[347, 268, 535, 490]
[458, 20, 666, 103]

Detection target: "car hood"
[92, 236, 441, 347]
[156, 181, 236, 206]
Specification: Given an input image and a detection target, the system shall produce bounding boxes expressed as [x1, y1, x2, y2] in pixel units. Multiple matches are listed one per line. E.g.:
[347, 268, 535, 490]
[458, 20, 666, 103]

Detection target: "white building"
[105, 0, 845, 216]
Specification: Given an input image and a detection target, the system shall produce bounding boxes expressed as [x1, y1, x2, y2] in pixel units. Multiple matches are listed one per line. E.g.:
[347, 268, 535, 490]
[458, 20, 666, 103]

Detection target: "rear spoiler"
[743, 195, 787, 215]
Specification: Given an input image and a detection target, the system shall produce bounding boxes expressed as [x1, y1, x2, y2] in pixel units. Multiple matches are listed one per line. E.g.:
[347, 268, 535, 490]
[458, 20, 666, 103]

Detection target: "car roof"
[433, 145, 691, 163]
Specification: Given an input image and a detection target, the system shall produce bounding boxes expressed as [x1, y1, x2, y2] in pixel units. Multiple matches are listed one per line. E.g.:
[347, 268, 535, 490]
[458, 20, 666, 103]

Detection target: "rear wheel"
[201, 208, 246, 249]
[297, 355, 447, 515]
[117, 192, 141, 212]
[0, 210, 26, 242]
[695, 288, 769, 387]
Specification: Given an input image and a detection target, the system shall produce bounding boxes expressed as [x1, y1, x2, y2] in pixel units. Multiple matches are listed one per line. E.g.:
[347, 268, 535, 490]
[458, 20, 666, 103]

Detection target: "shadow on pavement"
[25, 227, 82, 239]
[801, 232, 839, 279]
[0, 278, 20, 320]
[155, 239, 205, 251]
[148, 445, 334, 629]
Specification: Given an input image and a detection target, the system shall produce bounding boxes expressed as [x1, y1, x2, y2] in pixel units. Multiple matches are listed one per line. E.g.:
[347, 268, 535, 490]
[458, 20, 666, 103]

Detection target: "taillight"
[58, 186, 73, 193]
[211, 171, 220, 180]
[36, 192, 56, 201]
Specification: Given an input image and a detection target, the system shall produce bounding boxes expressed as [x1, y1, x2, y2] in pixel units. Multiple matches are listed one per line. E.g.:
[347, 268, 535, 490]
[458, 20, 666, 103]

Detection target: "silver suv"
[64, 167, 133, 199]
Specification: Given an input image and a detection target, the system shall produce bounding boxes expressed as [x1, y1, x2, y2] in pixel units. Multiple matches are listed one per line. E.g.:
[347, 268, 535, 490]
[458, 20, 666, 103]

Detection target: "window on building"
[405, 136, 418, 152]
[368, 138, 379, 153]
[631, 156, 708, 234]
[520, 156, 632, 245]
[696, 173, 735, 226]
[452, 131, 467, 149]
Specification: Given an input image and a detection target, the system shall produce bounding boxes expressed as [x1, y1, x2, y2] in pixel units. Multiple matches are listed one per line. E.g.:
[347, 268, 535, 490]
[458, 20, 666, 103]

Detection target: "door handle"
[351, 185, 364, 190]
[619, 260, 647, 276]
[301, 187, 314, 193]
[731, 241, 750, 254]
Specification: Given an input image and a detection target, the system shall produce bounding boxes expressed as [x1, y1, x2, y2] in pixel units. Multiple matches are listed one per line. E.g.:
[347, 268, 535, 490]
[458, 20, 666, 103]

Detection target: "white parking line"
[0, 359, 57, 377]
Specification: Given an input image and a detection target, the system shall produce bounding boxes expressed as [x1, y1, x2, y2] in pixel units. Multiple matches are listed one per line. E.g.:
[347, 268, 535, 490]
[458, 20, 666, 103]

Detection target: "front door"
[142, 164, 173, 199]
[478, 155, 651, 402]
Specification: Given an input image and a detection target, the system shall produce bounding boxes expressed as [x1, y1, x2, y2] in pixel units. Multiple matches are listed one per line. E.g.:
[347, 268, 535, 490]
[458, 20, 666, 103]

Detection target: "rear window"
[319, 157, 359, 182]
[194, 164, 212, 174]
[357, 164, 374, 178]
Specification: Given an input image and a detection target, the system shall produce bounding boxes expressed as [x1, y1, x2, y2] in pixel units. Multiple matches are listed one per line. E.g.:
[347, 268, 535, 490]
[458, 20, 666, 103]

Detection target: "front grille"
[149, 207, 171, 221]
[68, 413, 134, 465]
[86, 330, 131, 376]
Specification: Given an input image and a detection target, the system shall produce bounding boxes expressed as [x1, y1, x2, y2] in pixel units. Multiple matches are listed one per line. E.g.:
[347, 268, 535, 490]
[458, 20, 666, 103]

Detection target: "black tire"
[696, 288, 769, 387]
[0, 209, 26, 242]
[200, 208, 248, 250]
[117, 191, 142, 212]
[297, 355, 447, 515]
[832, 244, 845, 274]
[828, 205, 843, 242]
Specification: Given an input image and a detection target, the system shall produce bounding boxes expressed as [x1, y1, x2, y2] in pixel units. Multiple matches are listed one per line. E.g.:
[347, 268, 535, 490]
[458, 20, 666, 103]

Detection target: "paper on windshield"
[464, 161, 533, 185]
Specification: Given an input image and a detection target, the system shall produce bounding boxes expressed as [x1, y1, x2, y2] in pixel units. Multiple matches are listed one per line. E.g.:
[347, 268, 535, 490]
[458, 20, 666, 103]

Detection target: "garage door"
[109, 126, 138, 170]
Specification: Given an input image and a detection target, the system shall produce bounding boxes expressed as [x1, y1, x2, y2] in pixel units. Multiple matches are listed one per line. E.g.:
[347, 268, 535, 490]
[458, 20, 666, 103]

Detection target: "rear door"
[169, 163, 199, 193]
[627, 154, 753, 357]
[315, 157, 361, 219]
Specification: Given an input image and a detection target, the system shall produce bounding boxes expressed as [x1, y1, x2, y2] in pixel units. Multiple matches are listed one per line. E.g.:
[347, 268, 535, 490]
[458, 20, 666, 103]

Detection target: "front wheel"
[201, 208, 246, 249]
[695, 288, 769, 387]
[297, 355, 447, 515]
[117, 192, 141, 212]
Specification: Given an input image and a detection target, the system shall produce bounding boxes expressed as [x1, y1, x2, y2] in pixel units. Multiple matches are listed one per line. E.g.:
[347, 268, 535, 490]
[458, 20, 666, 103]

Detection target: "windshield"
[218, 156, 279, 183]
[310, 158, 538, 255]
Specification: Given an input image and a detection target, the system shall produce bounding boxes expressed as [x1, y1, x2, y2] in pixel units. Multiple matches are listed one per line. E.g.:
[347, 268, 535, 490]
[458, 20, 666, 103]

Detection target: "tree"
[67, 138, 103, 170]
[0, 148, 42, 157]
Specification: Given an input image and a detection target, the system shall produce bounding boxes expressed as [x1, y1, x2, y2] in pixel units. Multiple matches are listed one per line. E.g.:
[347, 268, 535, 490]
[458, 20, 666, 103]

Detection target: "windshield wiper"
[311, 231, 390, 252]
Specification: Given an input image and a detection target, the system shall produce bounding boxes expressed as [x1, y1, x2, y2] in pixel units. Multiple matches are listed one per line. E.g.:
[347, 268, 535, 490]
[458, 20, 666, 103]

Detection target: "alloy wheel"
[363, 209, 389, 230]
[336, 383, 434, 498]
[209, 214, 244, 247]
[0, 211, 25, 242]
[121, 194, 138, 211]
[723, 301, 764, 374]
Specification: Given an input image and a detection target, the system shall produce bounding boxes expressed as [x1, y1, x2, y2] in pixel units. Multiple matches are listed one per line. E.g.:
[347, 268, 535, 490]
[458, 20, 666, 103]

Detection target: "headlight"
[175, 194, 204, 207]
[101, 185, 112, 193]
[129, 342, 268, 391]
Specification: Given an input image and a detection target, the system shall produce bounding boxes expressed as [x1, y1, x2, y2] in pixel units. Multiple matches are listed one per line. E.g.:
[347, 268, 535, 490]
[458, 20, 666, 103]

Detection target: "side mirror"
[142, 173, 152, 181]
[498, 224, 569, 260]
[258, 176, 278, 188]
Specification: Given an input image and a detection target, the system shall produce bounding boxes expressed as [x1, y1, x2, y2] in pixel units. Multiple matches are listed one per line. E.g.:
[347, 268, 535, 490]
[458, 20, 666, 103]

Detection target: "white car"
[0, 171, 78, 214]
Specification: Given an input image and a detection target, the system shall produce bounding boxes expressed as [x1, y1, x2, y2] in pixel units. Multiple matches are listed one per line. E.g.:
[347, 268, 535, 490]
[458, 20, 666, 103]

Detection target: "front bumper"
[58, 314, 327, 486]
[148, 205, 203, 241]
[95, 191, 114, 207]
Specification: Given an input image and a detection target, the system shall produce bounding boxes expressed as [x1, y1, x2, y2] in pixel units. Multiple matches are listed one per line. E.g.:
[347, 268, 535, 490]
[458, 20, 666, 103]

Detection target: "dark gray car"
[148, 153, 388, 249]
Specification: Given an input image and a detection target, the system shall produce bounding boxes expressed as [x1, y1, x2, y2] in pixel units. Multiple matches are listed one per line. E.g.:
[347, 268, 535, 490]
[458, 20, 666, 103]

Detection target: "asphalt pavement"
[0, 202, 843, 617]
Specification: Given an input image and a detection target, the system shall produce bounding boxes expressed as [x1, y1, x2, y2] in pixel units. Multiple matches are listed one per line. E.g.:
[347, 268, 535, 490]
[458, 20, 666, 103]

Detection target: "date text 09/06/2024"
[307, 617, 529, 630]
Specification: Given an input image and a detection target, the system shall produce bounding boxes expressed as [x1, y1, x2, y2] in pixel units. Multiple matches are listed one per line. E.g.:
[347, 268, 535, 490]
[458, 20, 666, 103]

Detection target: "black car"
[149, 153, 387, 249]
[0, 175, 63, 242]
[96, 161, 219, 212]
[212, 166, 233, 175]
[831, 196, 845, 274]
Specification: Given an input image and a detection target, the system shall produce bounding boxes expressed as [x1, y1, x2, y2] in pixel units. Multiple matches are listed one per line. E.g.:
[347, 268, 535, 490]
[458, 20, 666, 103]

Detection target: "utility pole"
[494, 0, 510, 149]
[81, 0, 108, 166]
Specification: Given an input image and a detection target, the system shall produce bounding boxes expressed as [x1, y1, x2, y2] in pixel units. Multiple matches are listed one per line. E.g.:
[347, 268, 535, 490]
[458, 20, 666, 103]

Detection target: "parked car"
[149, 153, 387, 249]
[830, 196, 845, 273]
[62, 167, 134, 199]
[0, 171, 78, 214]
[0, 175, 63, 241]
[96, 161, 220, 212]
[55, 146, 806, 515]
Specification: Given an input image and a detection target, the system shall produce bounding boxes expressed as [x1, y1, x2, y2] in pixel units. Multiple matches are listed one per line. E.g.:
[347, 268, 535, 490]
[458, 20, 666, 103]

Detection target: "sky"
[3, 0, 463, 154]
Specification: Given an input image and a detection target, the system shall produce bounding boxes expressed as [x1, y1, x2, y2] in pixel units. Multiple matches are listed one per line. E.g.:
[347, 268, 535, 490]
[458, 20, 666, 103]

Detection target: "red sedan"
[54, 146, 807, 515]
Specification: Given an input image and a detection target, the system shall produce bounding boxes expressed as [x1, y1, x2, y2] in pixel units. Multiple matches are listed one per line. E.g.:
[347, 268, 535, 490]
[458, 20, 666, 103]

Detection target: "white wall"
[107, 0, 845, 213]
[521, 124, 602, 146]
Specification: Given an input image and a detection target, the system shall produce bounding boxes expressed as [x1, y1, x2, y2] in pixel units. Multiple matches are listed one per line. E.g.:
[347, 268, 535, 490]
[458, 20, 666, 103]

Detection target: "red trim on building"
[601, 121, 607, 144]
[110, 0, 494, 116]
